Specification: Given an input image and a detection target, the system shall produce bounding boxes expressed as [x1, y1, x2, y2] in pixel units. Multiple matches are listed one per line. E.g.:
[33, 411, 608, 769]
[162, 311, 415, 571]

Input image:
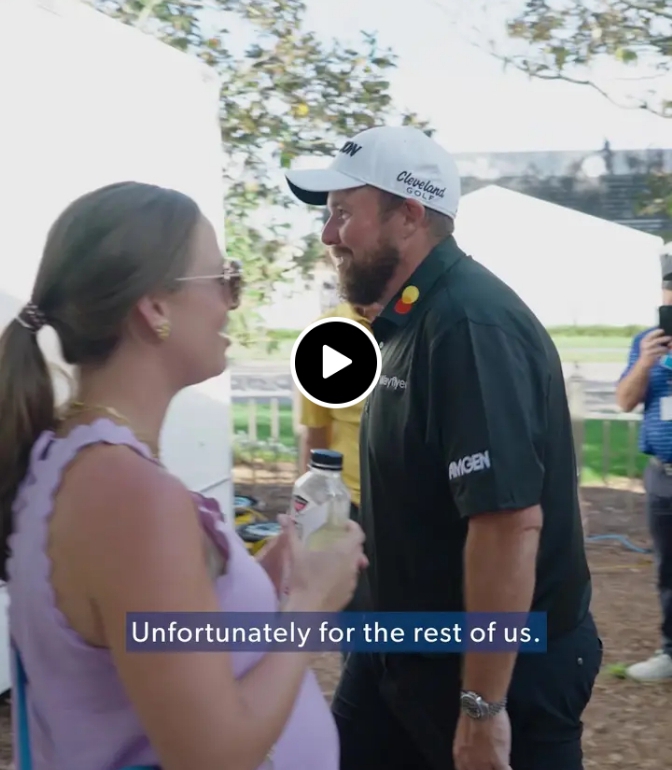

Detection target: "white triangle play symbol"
[323, 344, 352, 379]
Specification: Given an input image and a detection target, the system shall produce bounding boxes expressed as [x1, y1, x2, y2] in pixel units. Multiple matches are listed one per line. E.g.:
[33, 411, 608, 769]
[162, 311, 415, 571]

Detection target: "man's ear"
[398, 198, 427, 236]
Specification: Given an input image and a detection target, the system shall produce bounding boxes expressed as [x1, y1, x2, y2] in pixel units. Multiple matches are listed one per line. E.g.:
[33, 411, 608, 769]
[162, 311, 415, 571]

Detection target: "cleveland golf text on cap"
[285, 126, 461, 219]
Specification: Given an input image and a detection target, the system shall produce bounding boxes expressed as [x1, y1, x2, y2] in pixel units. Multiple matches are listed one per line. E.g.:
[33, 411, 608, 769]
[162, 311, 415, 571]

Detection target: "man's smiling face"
[321, 186, 402, 307]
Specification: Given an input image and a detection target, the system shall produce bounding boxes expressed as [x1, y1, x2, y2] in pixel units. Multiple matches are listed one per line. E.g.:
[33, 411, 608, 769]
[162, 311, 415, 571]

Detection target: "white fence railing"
[232, 377, 646, 495]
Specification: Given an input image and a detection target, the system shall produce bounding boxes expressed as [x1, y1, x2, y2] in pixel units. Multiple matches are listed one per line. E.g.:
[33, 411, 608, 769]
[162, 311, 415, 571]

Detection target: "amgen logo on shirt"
[448, 451, 491, 480]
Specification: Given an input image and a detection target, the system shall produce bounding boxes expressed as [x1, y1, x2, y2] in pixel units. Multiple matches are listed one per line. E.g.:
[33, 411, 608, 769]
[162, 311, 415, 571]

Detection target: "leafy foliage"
[639, 168, 672, 219]
[88, 0, 431, 346]
[501, 0, 671, 118]
[495, 0, 671, 222]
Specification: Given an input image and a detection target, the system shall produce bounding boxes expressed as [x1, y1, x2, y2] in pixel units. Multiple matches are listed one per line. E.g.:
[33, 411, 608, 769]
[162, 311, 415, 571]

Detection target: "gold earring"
[156, 321, 171, 341]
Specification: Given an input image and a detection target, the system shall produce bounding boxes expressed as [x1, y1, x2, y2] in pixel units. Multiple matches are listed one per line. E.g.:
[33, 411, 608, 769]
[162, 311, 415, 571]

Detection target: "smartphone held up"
[658, 306, 672, 369]
[659, 305, 672, 337]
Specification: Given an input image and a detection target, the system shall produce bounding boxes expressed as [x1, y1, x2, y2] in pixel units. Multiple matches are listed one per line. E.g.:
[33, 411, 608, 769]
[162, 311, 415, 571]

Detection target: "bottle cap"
[309, 448, 343, 471]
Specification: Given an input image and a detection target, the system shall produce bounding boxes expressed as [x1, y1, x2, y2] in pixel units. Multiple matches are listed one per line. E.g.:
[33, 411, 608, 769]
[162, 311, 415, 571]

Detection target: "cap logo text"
[397, 171, 446, 202]
[340, 141, 362, 157]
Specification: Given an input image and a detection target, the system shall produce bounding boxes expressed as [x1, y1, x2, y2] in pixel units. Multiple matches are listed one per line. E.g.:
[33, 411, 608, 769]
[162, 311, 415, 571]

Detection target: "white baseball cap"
[285, 125, 461, 219]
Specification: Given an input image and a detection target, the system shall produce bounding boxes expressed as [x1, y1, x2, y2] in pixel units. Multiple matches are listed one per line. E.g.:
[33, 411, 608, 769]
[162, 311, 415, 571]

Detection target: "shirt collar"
[372, 236, 467, 340]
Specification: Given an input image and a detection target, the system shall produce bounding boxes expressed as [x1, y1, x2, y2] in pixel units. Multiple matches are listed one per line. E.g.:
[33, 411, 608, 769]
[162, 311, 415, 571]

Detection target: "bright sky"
[300, 0, 671, 153]
[226, 0, 671, 251]
[256, 0, 672, 326]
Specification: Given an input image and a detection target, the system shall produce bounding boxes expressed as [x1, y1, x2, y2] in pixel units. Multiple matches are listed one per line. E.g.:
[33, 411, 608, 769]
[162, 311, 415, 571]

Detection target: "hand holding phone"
[639, 320, 672, 370]
[659, 305, 672, 336]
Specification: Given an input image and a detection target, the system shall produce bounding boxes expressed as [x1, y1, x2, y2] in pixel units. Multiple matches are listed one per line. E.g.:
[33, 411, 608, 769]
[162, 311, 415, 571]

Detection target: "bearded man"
[285, 125, 602, 770]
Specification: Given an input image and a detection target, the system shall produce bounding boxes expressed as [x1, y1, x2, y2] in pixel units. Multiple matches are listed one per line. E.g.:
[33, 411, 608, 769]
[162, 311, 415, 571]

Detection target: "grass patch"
[226, 325, 638, 365]
[233, 402, 295, 445]
[605, 662, 629, 679]
[580, 418, 646, 484]
[551, 335, 631, 351]
[232, 404, 647, 482]
[551, 335, 630, 363]
[228, 332, 633, 364]
[555, 349, 629, 364]
[546, 325, 646, 339]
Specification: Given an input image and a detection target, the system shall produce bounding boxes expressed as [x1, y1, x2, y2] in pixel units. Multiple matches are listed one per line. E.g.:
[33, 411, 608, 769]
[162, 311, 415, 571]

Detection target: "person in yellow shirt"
[295, 300, 378, 628]
[297, 301, 375, 507]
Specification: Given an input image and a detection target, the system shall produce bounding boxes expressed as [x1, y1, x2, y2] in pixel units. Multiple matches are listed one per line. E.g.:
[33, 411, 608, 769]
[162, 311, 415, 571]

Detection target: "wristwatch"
[460, 690, 507, 720]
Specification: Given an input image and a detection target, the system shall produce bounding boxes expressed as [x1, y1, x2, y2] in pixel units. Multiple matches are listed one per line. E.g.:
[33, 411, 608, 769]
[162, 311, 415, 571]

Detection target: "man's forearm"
[461, 507, 541, 703]
[616, 360, 650, 412]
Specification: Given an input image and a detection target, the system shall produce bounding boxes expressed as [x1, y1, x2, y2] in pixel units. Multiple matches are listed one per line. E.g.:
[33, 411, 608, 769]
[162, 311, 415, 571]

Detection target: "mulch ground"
[0, 465, 668, 769]
[234, 465, 672, 770]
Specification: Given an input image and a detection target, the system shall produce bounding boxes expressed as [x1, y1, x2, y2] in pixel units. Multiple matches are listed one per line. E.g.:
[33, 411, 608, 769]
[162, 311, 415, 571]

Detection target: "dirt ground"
[234, 465, 672, 770]
[0, 465, 668, 769]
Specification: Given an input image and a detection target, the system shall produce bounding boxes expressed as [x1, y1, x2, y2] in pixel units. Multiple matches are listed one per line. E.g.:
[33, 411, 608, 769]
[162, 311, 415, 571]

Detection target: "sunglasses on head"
[175, 260, 243, 309]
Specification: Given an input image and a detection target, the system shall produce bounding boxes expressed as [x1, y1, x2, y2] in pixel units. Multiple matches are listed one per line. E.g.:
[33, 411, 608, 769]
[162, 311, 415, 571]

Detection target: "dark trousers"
[332, 611, 603, 770]
[644, 461, 672, 656]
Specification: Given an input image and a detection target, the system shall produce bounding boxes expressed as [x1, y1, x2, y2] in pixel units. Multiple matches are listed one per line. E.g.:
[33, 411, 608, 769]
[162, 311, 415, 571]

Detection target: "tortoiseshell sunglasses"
[175, 259, 243, 309]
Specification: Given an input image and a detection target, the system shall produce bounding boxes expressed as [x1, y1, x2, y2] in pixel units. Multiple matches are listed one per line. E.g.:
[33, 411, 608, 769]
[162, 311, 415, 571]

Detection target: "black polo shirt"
[358, 236, 591, 639]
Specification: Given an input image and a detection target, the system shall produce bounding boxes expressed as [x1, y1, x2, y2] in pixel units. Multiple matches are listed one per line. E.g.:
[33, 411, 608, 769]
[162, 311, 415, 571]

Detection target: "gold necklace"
[58, 400, 161, 460]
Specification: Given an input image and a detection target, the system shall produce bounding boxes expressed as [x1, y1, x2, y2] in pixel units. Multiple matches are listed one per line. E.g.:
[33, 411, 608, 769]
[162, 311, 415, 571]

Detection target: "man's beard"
[333, 242, 401, 307]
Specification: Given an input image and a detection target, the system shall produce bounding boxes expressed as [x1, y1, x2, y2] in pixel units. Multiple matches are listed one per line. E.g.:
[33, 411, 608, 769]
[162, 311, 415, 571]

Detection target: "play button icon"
[323, 345, 351, 379]
[291, 317, 382, 409]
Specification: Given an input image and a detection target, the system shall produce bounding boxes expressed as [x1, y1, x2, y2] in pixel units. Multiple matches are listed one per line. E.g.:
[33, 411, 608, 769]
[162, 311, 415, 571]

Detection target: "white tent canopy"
[454, 185, 664, 328]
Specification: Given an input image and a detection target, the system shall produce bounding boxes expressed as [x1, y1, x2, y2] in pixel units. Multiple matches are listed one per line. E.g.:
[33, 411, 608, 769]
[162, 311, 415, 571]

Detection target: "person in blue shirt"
[616, 252, 672, 682]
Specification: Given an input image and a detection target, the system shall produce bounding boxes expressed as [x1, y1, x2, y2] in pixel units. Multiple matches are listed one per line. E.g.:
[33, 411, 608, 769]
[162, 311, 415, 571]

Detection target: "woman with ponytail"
[1, 181, 365, 770]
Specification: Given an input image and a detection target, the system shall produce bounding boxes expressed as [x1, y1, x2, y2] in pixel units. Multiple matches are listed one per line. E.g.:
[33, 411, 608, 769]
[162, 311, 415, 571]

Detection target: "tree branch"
[621, 1, 672, 23]
[136, 0, 164, 27]
[533, 70, 670, 118]
[493, 51, 672, 118]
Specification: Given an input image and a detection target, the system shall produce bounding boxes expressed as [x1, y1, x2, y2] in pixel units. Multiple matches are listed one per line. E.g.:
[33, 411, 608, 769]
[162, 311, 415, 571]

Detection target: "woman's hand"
[283, 515, 368, 613]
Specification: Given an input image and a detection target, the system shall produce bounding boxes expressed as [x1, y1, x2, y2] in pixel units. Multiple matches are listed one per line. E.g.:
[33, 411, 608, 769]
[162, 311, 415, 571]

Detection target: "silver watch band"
[460, 690, 507, 719]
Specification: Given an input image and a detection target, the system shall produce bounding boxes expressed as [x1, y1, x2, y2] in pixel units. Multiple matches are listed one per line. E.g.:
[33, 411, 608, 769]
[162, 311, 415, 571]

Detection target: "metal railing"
[232, 377, 645, 494]
[566, 374, 643, 486]
[232, 392, 299, 490]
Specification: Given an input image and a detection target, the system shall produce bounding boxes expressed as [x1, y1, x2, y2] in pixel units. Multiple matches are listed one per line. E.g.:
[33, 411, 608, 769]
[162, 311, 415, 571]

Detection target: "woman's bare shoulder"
[60, 443, 202, 555]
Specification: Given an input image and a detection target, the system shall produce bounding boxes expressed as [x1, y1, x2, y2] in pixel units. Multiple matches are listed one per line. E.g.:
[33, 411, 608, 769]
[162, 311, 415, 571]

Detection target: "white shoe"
[626, 651, 672, 682]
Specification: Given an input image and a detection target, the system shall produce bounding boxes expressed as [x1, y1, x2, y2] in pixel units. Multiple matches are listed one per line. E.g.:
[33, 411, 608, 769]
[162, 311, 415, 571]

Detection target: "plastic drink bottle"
[290, 449, 351, 549]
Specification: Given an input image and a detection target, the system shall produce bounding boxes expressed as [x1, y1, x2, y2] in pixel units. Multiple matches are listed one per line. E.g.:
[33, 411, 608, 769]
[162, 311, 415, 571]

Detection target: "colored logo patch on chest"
[394, 285, 420, 315]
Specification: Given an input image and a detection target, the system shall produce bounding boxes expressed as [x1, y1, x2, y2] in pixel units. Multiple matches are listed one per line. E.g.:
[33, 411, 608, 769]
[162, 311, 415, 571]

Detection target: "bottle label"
[291, 494, 329, 543]
[292, 495, 309, 514]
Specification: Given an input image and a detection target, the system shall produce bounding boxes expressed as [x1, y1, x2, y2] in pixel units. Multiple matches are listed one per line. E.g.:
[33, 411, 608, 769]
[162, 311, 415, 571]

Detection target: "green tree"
[497, 0, 671, 220]
[501, 0, 671, 118]
[89, 0, 431, 348]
